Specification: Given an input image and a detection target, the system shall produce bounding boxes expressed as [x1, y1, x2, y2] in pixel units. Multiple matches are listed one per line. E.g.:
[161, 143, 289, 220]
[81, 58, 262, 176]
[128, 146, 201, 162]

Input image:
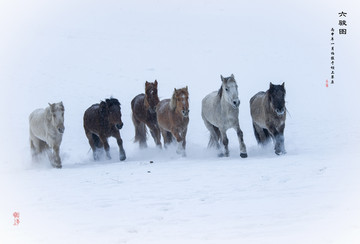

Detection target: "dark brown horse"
[83, 98, 126, 161]
[131, 80, 161, 148]
[250, 82, 286, 155]
[156, 87, 189, 156]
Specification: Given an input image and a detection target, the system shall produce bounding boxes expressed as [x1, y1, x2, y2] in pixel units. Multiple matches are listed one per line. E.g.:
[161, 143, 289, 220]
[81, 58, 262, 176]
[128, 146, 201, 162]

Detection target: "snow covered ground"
[1, 0, 360, 243]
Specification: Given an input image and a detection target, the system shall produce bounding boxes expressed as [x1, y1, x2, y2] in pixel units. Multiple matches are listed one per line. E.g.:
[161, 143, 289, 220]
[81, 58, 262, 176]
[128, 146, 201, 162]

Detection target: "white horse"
[201, 74, 247, 158]
[29, 102, 65, 168]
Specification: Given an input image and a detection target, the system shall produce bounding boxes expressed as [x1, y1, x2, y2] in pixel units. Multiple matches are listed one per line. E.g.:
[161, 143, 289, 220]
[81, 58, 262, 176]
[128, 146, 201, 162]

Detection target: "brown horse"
[131, 80, 161, 148]
[156, 87, 189, 156]
[83, 98, 126, 161]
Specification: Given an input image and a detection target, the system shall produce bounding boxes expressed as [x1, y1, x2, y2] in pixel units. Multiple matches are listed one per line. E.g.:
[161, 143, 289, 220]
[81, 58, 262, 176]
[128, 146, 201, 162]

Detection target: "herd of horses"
[29, 74, 287, 168]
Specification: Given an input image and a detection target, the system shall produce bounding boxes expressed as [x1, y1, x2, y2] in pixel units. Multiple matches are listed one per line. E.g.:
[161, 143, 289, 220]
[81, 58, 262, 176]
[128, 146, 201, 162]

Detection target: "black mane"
[105, 98, 120, 107]
[217, 85, 223, 98]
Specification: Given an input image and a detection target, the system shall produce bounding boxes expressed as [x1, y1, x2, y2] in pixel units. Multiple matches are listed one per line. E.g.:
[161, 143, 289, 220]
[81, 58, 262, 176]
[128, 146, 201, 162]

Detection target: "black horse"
[83, 98, 126, 161]
[250, 82, 286, 155]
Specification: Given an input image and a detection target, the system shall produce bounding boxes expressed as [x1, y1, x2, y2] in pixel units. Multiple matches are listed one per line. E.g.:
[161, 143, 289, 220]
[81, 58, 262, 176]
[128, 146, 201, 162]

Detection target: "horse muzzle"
[149, 107, 156, 114]
[58, 127, 65, 134]
[275, 108, 285, 116]
[116, 123, 123, 130]
[232, 99, 240, 109]
[182, 110, 189, 118]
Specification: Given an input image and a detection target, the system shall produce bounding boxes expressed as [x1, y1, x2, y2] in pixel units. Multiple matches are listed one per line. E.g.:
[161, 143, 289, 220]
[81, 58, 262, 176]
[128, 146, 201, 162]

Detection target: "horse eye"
[225, 88, 229, 91]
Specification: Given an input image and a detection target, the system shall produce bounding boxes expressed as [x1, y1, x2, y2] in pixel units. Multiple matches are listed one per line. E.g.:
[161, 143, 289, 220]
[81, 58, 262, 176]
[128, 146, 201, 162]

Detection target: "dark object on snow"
[83, 98, 126, 161]
[250, 82, 287, 155]
[131, 80, 161, 149]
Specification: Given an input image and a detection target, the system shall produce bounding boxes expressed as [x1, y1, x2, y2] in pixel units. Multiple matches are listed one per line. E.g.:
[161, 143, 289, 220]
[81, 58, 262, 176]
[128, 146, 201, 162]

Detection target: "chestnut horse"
[83, 98, 126, 161]
[156, 87, 189, 156]
[131, 80, 161, 148]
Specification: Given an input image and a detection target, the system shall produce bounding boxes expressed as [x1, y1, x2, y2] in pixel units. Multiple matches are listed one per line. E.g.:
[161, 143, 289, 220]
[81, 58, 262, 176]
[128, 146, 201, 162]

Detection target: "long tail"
[253, 123, 271, 145]
[133, 115, 147, 143]
[208, 125, 220, 148]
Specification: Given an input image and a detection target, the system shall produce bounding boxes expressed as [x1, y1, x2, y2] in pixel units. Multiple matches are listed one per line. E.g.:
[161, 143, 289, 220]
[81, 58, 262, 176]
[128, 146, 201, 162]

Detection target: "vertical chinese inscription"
[338, 11, 347, 35]
[329, 11, 348, 86]
[330, 28, 335, 84]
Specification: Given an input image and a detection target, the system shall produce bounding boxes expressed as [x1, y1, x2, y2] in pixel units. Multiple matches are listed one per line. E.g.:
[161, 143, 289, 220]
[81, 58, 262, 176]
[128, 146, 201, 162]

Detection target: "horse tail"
[252, 123, 271, 145]
[208, 125, 221, 148]
[92, 134, 102, 148]
[252, 123, 261, 144]
[132, 114, 147, 143]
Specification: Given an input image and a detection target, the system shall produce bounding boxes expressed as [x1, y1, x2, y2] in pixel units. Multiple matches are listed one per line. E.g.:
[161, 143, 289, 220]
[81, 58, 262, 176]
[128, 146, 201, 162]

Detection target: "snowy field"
[1, 0, 360, 243]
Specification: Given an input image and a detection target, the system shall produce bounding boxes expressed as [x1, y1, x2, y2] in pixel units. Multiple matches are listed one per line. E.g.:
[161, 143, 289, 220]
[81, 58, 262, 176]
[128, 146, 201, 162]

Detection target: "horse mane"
[45, 106, 52, 121]
[170, 90, 177, 110]
[217, 85, 223, 98]
[105, 98, 120, 107]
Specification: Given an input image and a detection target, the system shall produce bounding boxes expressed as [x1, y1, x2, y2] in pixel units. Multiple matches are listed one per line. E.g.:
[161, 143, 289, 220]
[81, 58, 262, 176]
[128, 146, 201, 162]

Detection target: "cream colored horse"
[29, 102, 65, 168]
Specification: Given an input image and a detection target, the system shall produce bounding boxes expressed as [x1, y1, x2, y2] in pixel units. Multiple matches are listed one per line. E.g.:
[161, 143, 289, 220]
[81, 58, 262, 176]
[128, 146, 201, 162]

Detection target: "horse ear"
[154, 80, 158, 86]
[100, 101, 107, 112]
[186, 86, 188, 91]
[281, 82, 285, 87]
[60, 101, 65, 111]
[231, 74, 234, 78]
[145, 81, 149, 86]
[220, 75, 225, 82]
[269, 82, 274, 89]
[48, 103, 55, 112]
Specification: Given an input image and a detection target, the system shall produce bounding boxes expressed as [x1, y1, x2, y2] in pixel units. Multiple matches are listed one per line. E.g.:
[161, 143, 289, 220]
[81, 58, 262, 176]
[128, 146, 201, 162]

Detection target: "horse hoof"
[240, 153, 248, 158]
[275, 151, 286, 156]
[52, 164, 62, 169]
[218, 152, 229, 157]
[120, 154, 126, 161]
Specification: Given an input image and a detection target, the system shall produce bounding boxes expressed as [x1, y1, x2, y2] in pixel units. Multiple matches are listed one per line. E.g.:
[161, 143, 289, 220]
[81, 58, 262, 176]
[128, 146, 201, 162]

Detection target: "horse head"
[171, 87, 189, 118]
[220, 74, 240, 109]
[268, 82, 286, 116]
[144, 80, 160, 113]
[101, 98, 123, 130]
[49, 102, 65, 134]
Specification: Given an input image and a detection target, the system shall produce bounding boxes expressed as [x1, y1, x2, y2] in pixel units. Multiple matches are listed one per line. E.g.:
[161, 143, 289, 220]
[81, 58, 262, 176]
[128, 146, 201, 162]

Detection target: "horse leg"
[147, 122, 162, 148]
[86, 131, 100, 161]
[235, 125, 248, 158]
[112, 130, 126, 161]
[203, 119, 220, 149]
[267, 124, 285, 155]
[172, 129, 186, 157]
[132, 115, 147, 148]
[51, 144, 62, 168]
[219, 129, 229, 157]
[182, 128, 187, 156]
[161, 129, 171, 148]
[99, 135, 111, 160]
[277, 123, 286, 154]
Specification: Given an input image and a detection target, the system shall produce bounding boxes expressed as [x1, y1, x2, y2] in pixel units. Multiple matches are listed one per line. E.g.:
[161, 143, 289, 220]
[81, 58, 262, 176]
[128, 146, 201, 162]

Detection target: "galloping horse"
[202, 74, 247, 158]
[83, 98, 126, 161]
[156, 87, 189, 156]
[131, 80, 161, 148]
[29, 102, 65, 168]
[250, 82, 287, 155]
